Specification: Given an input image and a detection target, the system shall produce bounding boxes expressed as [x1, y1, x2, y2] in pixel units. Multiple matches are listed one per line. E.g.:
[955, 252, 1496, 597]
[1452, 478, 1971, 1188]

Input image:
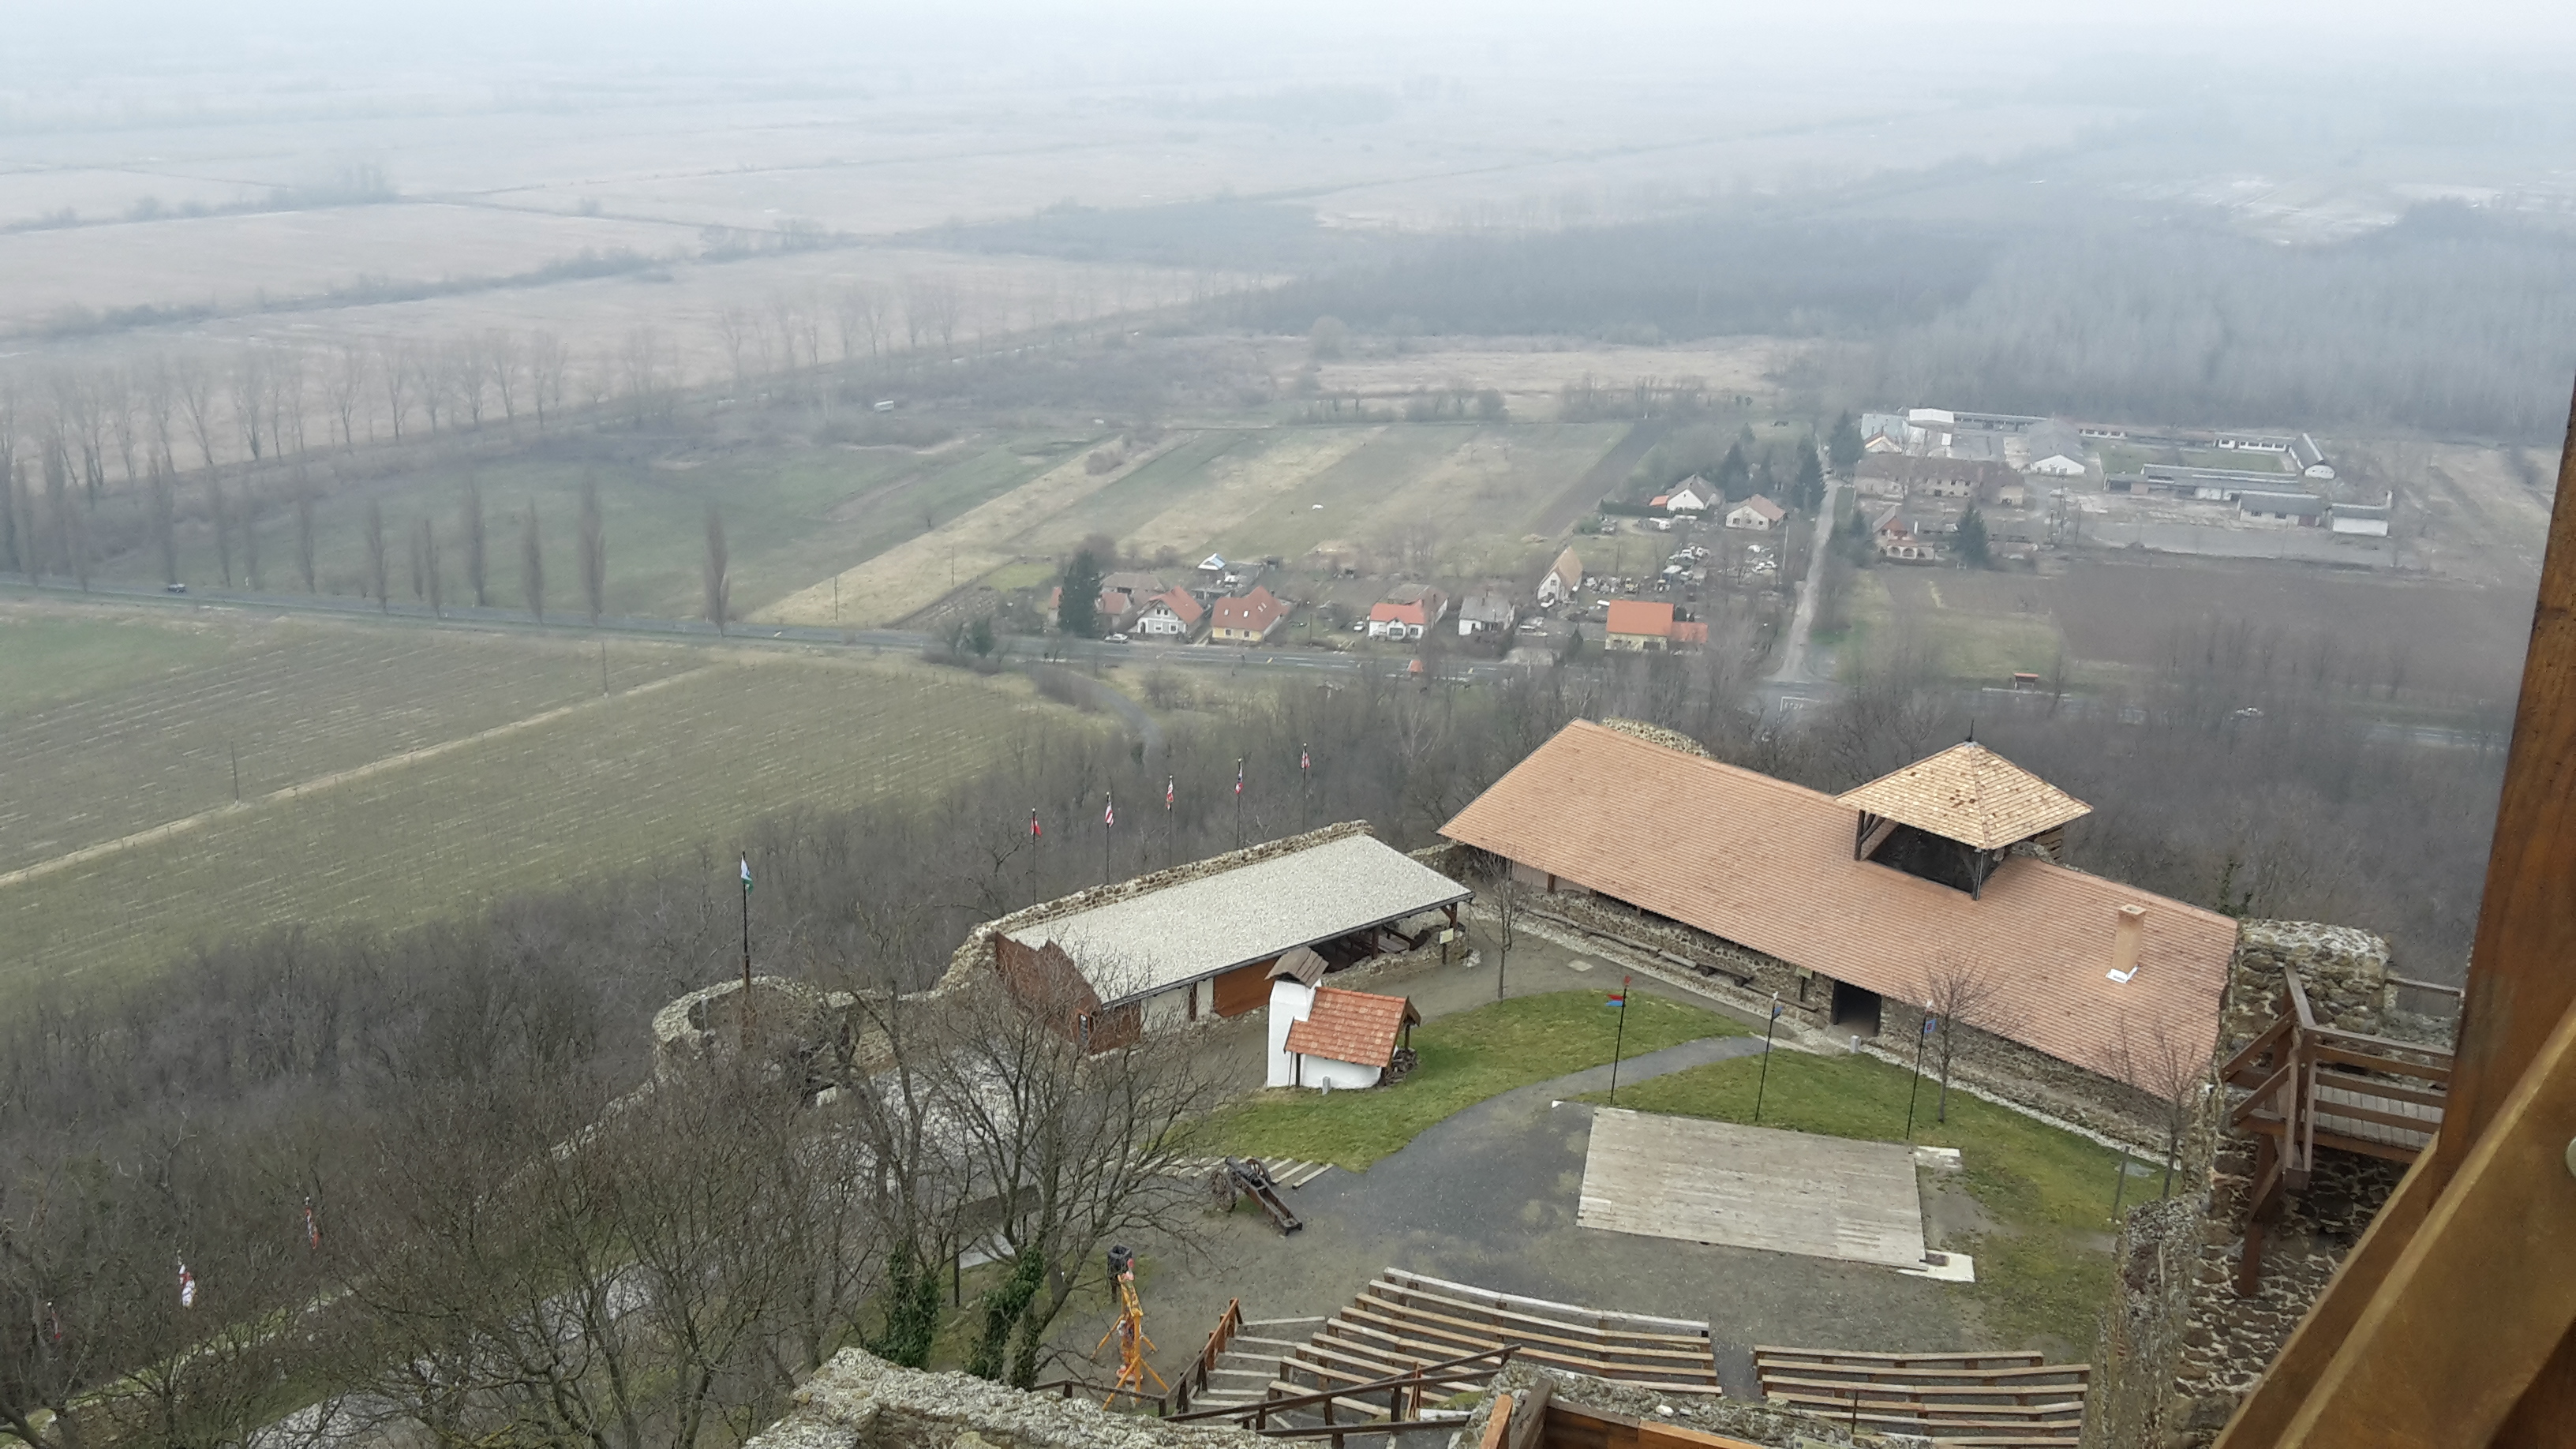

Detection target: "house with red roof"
[1209, 586, 1290, 643]
[1134, 588, 1205, 640]
[1366, 585, 1448, 640]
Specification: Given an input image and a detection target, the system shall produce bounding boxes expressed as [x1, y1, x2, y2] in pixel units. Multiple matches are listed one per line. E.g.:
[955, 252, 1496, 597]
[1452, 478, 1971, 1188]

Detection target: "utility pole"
[600, 641, 608, 695]
[229, 739, 240, 803]
[738, 852, 754, 1048]
[1233, 758, 1245, 851]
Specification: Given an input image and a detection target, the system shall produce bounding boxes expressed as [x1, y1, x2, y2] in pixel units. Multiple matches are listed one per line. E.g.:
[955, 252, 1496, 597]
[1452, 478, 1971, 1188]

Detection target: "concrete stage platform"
[1577, 1108, 1930, 1270]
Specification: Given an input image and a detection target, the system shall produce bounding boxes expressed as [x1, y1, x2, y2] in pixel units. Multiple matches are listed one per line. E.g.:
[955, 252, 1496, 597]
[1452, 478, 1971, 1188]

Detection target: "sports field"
[0, 605, 1082, 995]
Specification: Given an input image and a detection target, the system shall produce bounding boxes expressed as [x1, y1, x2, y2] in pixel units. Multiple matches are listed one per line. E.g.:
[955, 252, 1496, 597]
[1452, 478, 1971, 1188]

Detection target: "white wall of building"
[1264, 978, 1383, 1090]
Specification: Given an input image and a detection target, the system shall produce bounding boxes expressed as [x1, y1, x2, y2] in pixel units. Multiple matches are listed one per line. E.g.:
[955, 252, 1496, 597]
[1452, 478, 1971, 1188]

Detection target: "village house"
[1368, 585, 1448, 640]
[1208, 585, 1290, 643]
[1724, 495, 1786, 531]
[1440, 723, 2237, 1102]
[1455, 586, 1518, 637]
[1661, 479, 1714, 515]
[2330, 493, 2394, 537]
[1133, 587, 1205, 639]
[1603, 599, 1685, 651]
[2238, 490, 2327, 526]
[2017, 421, 2089, 477]
[1536, 547, 1583, 608]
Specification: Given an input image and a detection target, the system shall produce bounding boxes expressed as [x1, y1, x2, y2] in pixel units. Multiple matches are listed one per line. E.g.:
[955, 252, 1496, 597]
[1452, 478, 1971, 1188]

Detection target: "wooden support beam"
[2215, 373, 2576, 1444]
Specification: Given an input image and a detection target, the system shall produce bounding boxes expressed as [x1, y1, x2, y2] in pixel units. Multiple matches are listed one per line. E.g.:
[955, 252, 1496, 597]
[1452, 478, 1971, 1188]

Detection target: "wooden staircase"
[1754, 1346, 2089, 1445]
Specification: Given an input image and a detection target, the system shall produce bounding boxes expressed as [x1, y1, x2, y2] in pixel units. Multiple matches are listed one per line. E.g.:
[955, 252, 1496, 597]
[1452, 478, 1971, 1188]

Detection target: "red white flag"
[1030, 808, 1041, 839]
[1300, 746, 1311, 773]
[1164, 776, 1174, 809]
[1103, 794, 1115, 828]
[1234, 762, 1245, 796]
[178, 1262, 196, 1309]
[305, 1198, 320, 1250]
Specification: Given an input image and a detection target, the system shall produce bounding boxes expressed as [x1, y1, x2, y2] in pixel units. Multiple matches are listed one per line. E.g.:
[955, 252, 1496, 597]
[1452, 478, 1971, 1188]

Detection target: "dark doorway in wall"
[1830, 979, 1883, 1036]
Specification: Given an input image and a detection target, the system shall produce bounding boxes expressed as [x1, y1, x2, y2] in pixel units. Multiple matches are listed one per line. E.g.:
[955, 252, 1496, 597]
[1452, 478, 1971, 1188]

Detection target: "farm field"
[0, 203, 701, 330]
[118, 432, 1078, 621]
[769, 420, 1633, 628]
[0, 640, 1082, 997]
[1851, 557, 2534, 703]
[0, 608, 701, 875]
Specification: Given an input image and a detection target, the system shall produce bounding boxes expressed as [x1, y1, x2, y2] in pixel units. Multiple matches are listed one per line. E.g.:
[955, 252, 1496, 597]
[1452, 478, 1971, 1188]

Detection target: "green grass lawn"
[1194, 990, 1746, 1170]
[1583, 1050, 2136, 1354]
[0, 609, 236, 716]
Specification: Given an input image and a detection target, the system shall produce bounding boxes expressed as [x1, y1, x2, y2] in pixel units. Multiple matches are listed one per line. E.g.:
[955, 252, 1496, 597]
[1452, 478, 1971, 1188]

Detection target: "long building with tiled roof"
[1439, 721, 2236, 1092]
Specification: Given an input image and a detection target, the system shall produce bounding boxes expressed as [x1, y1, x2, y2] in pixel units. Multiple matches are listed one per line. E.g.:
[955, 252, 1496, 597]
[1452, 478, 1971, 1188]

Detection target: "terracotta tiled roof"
[1142, 588, 1203, 625]
[1733, 495, 1785, 522]
[1285, 987, 1419, 1069]
[1438, 721, 2232, 1089]
[1837, 742, 2092, 852]
[1671, 621, 1709, 646]
[1604, 601, 1674, 638]
[1212, 586, 1287, 633]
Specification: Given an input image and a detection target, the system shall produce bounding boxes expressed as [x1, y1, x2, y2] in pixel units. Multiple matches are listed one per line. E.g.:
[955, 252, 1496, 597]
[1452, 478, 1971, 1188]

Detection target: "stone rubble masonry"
[746, 1350, 1265, 1449]
[2083, 919, 2418, 1449]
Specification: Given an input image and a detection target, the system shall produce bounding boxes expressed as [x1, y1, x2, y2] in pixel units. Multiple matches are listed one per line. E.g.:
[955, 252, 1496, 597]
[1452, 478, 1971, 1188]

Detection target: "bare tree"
[521, 502, 545, 623]
[174, 354, 222, 469]
[927, 966, 1211, 1387]
[702, 504, 728, 634]
[1919, 953, 2016, 1124]
[325, 342, 369, 447]
[239, 487, 260, 590]
[206, 475, 234, 587]
[229, 349, 269, 461]
[578, 474, 606, 624]
[375, 339, 411, 441]
[151, 462, 178, 584]
[713, 307, 753, 392]
[527, 330, 569, 430]
[1489, 867, 1519, 1001]
[406, 515, 426, 600]
[295, 480, 318, 592]
[484, 329, 521, 421]
[424, 519, 444, 617]
[462, 477, 488, 607]
[2100, 1014, 2209, 1196]
[364, 498, 388, 611]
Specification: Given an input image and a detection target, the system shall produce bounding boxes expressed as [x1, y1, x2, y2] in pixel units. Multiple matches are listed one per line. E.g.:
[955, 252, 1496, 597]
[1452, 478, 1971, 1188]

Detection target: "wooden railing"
[2219, 968, 2452, 1292]
[1166, 1345, 1518, 1445]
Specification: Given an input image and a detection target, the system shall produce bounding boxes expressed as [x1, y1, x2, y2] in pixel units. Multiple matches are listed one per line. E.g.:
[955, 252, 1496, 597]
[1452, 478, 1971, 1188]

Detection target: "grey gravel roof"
[1006, 834, 1470, 1005]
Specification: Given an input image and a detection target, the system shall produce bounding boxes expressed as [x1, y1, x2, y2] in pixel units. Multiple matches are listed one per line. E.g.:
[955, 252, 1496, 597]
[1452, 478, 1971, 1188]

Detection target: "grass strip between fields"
[1580, 1049, 2144, 1353]
[1193, 990, 1746, 1171]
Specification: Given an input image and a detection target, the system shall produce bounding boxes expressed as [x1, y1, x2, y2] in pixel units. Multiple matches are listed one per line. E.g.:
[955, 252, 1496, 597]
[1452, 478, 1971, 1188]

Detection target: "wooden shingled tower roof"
[1836, 743, 2091, 852]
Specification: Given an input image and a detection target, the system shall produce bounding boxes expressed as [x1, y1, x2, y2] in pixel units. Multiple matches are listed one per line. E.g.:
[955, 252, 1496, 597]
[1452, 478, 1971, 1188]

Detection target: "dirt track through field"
[0, 665, 718, 893]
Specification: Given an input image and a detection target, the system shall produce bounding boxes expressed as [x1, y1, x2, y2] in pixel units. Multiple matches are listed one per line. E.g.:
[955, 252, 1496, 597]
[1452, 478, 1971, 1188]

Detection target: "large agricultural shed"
[1439, 721, 2238, 1091]
[955, 823, 1470, 1046]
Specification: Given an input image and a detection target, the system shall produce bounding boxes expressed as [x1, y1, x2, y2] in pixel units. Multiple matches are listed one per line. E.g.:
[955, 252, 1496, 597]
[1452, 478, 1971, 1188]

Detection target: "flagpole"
[1029, 808, 1039, 904]
[1607, 975, 1631, 1106]
[1754, 994, 1781, 1125]
[1103, 792, 1113, 886]
[739, 852, 753, 1048]
[1234, 758, 1244, 851]
[1300, 743, 1310, 831]
[1905, 1002, 1934, 1142]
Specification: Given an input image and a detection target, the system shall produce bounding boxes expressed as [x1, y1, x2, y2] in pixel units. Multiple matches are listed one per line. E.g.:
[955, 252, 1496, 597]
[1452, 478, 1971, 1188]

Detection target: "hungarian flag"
[1300, 746, 1311, 773]
[739, 856, 752, 895]
[178, 1262, 196, 1309]
[1103, 794, 1115, 828]
[1606, 976, 1630, 1009]
[1234, 761, 1245, 796]
[1030, 808, 1042, 839]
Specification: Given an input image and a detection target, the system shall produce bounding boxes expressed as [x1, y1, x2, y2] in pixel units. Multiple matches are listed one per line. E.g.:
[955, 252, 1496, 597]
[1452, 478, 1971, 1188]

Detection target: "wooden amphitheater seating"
[1264, 1269, 1724, 1414]
[1753, 1346, 2089, 1446]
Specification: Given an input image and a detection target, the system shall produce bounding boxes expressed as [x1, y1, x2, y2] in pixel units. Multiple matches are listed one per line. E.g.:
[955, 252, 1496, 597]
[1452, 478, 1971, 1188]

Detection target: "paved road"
[1772, 477, 1843, 687]
[3, 574, 2503, 753]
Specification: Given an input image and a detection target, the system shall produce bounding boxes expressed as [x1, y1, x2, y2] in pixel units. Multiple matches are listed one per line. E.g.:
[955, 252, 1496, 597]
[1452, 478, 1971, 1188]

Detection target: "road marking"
[0, 665, 722, 892]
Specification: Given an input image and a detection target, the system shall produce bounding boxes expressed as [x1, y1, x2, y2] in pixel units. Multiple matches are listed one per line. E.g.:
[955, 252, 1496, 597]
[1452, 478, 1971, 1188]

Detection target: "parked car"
[1106, 632, 1130, 643]
[163, 582, 188, 593]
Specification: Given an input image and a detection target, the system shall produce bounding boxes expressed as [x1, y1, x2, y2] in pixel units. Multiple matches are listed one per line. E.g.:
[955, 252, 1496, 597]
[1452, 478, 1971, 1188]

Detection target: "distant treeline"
[1863, 204, 2576, 441]
[1230, 212, 1999, 343]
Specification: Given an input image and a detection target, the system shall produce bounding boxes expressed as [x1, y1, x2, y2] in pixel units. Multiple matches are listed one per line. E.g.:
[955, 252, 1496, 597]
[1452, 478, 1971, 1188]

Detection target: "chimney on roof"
[2108, 904, 2146, 983]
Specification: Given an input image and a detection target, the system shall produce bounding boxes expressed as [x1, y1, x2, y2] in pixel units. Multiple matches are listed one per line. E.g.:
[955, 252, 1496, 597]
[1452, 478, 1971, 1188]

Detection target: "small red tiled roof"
[1284, 987, 1420, 1069]
[1672, 620, 1709, 645]
[1604, 600, 1675, 638]
[1144, 588, 1203, 625]
[1734, 495, 1786, 522]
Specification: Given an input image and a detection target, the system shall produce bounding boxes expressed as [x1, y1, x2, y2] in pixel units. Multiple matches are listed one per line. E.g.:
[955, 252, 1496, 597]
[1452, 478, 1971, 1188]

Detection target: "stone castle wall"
[2082, 920, 2413, 1449]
